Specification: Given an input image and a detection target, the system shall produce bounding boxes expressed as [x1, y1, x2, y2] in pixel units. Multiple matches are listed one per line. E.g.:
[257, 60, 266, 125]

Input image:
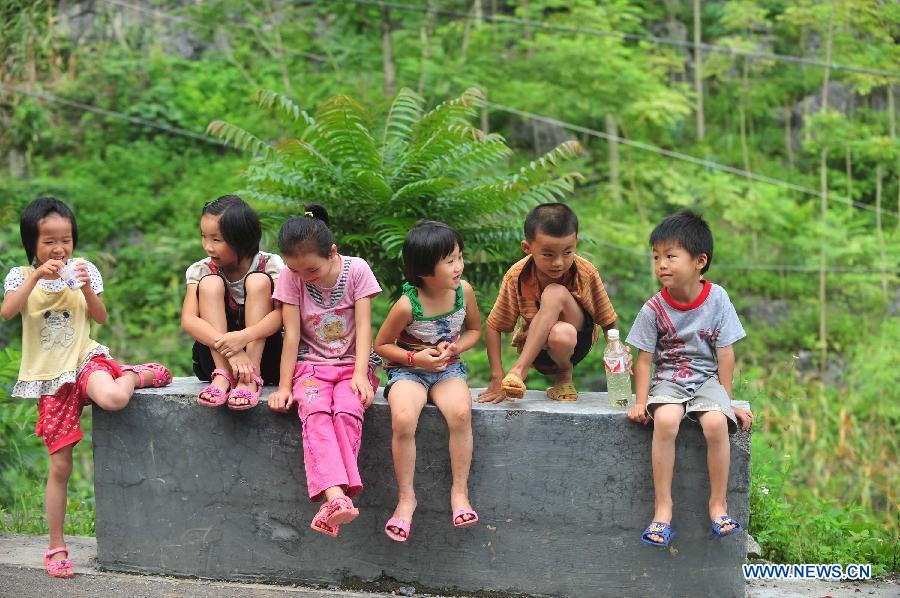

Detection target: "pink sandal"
[227, 373, 263, 411]
[122, 362, 173, 389]
[325, 496, 359, 527]
[197, 368, 235, 407]
[384, 517, 411, 542]
[310, 503, 339, 537]
[452, 508, 479, 528]
[44, 546, 74, 578]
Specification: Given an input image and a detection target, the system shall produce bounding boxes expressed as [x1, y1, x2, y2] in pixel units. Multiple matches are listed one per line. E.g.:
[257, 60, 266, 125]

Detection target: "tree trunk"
[818, 2, 835, 381]
[380, 5, 396, 98]
[875, 162, 887, 301]
[693, 0, 705, 142]
[888, 84, 896, 139]
[606, 114, 621, 202]
[417, 0, 437, 96]
[520, 0, 534, 59]
[784, 104, 794, 171]
[739, 59, 751, 172]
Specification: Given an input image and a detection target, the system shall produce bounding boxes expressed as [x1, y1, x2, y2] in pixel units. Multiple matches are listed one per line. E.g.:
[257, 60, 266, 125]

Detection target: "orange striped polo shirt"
[486, 254, 617, 351]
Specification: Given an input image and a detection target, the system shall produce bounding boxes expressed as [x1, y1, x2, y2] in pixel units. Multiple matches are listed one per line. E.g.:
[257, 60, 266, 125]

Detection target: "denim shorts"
[648, 377, 738, 434]
[384, 361, 468, 399]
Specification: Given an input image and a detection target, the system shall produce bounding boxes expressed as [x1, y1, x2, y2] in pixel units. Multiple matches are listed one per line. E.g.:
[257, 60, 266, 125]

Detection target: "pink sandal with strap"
[198, 368, 235, 407]
[227, 373, 263, 411]
[121, 362, 173, 389]
[310, 503, 339, 537]
[325, 496, 360, 527]
[44, 546, 74, 578]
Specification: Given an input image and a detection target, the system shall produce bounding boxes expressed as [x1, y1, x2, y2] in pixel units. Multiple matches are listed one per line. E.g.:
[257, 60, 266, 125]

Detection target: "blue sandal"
[710, 515, 743, 538]
[641, 521, 675, 547]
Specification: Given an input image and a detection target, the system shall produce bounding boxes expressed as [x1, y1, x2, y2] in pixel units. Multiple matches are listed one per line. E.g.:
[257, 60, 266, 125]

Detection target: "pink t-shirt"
[273, 255, 381, 365]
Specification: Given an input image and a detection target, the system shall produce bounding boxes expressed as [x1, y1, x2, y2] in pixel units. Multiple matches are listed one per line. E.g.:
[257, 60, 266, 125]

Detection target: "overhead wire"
[333, 0, 899, 78]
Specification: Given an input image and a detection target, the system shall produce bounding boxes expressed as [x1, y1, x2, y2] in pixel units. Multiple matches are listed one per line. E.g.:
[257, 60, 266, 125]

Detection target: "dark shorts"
[532, 306, 594, 375]
[191, 271, 282, 385]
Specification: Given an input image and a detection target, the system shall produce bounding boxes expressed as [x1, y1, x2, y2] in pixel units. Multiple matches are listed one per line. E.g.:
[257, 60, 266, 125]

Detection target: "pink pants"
[292, 362, 379, 502]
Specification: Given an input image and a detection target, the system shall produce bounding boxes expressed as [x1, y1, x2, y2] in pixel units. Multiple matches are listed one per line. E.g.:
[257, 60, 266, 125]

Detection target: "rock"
[747, 534, 762, 559]
[398, 586, 416, 596]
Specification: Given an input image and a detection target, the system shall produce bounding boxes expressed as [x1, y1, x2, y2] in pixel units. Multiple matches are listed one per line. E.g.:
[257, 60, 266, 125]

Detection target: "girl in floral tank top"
[374, 220, 483, 542]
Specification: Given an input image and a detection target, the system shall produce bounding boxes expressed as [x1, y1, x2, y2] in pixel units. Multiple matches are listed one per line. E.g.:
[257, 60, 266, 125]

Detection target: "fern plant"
[208, 87, 583, 293]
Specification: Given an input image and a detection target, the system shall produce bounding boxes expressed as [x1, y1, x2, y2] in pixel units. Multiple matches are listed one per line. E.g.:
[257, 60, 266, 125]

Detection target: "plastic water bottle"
[604, 329, 632, 408]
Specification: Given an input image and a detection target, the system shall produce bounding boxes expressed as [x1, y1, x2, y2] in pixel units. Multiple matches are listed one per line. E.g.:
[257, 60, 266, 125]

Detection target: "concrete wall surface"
[93, 378, 751, 597]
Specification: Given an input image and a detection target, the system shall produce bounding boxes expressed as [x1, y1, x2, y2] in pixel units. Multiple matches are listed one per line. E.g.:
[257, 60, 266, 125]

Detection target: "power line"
[1, 83, 231, 148]
[335, 0, 898, 79]
[99, 0, 330, 63]
[3, 86, 893, 275]
[589, 238, 895, 275]
[490, 101, 899, 219]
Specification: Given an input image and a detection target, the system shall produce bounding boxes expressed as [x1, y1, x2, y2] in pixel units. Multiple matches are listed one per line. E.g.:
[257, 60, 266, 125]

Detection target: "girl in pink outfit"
[266, 204, 382, 537]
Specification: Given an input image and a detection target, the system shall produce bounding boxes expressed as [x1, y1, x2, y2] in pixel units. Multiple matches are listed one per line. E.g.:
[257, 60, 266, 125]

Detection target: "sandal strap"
[45, 546, 69, 558]
[211, 368, 236, 387]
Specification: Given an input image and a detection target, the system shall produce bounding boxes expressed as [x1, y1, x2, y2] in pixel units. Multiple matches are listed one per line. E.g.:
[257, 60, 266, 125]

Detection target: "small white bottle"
[604, 329, 632, 409]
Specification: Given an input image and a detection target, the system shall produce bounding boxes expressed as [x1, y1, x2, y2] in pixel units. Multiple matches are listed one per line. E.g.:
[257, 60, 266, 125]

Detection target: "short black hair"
[202, 195, 261, 261]
[524, 203, 578, 241]
[20, 197, 78, 265]
[278, 203, 333, 257]
[650, 210, 713, 274]
[403, 220, 464, 288]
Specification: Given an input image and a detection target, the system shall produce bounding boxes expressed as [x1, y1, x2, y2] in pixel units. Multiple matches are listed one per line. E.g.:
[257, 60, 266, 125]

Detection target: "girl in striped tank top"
[374, 221, 483, 542]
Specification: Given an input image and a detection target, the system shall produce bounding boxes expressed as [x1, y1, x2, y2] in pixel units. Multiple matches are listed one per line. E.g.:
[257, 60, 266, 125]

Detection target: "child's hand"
[436, 341, 459, 362]
[74, 260, 92, 289]
[733, 406, 754, 431]
[352, 370, 375, 408]
[228, 351, 255, 383]
[35, 258, 65, 280]
[477, 376, 506, 404]
[627, 402, 651, 424]
[268, 387, 294, 412]
[414, 348, 448, 372]
[214, 330, 248, 357]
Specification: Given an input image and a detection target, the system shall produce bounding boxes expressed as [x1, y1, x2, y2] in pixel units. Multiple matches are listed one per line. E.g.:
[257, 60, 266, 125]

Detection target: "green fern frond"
[253, 89, 315, 136]
[511, 140, 584, 185]
[412, 87, 485, 148]
[419, 135, 512, 180]
[381, 87, 424, 166]
[314, 94, 380, 173]
[352, 171, 394, 203]
[390, 177, 460, 205]
[275, 138, 338, 177]
[207, 120, 271, 157]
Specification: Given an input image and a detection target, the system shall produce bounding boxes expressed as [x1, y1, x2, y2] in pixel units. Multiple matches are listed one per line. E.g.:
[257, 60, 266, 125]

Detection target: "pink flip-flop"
[452, 508, 479, 528]
[310, 503, 339, 537]
[384, 517, 411, 542]
[325, 496, 359, 527]
[197, 368, 234, 407]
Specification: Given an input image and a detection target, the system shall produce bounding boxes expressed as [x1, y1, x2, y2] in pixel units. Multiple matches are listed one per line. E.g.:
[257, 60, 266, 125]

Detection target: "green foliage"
[209, 86, 584, 293]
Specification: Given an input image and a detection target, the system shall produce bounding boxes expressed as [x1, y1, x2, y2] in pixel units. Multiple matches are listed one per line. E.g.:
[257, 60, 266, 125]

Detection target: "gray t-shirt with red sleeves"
[626, 282, 746, 391]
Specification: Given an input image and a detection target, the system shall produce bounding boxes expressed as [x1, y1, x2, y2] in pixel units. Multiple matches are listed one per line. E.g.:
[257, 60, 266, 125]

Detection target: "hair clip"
[304, 211, 314, 218]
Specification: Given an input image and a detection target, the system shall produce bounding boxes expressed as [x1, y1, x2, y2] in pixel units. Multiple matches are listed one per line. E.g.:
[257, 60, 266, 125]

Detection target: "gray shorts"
[648, 377, 737, 434]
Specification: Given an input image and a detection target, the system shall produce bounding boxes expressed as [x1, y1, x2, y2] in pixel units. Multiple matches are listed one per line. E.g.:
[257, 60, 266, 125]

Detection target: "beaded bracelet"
[406, 350, 416, 366]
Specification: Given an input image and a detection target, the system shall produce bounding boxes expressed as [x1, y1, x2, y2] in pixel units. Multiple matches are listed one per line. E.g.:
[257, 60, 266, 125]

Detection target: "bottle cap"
[608, 328, 620, 340]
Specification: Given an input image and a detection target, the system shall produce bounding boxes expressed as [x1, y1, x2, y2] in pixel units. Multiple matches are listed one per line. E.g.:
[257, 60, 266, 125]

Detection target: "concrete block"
[93, 378, 751, 597]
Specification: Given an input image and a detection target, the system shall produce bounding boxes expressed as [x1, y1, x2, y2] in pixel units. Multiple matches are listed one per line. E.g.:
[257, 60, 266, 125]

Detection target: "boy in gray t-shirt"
[625, 211, 753, 548]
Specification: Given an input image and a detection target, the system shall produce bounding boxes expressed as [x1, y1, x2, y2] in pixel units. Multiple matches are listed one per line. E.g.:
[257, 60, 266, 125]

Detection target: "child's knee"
[49, 452, 73, 481]
[547, 322, 577, 352]
[391, 410, 420, 438]
[701, 411, 729, 439]
[244, 272, 272, 298]
[197, 274, 226, 298]
[445, 404, 472, 431]
[539, 283, 571, 307]
[652, 406, 683, 436]
[97, 385, 130, 411]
